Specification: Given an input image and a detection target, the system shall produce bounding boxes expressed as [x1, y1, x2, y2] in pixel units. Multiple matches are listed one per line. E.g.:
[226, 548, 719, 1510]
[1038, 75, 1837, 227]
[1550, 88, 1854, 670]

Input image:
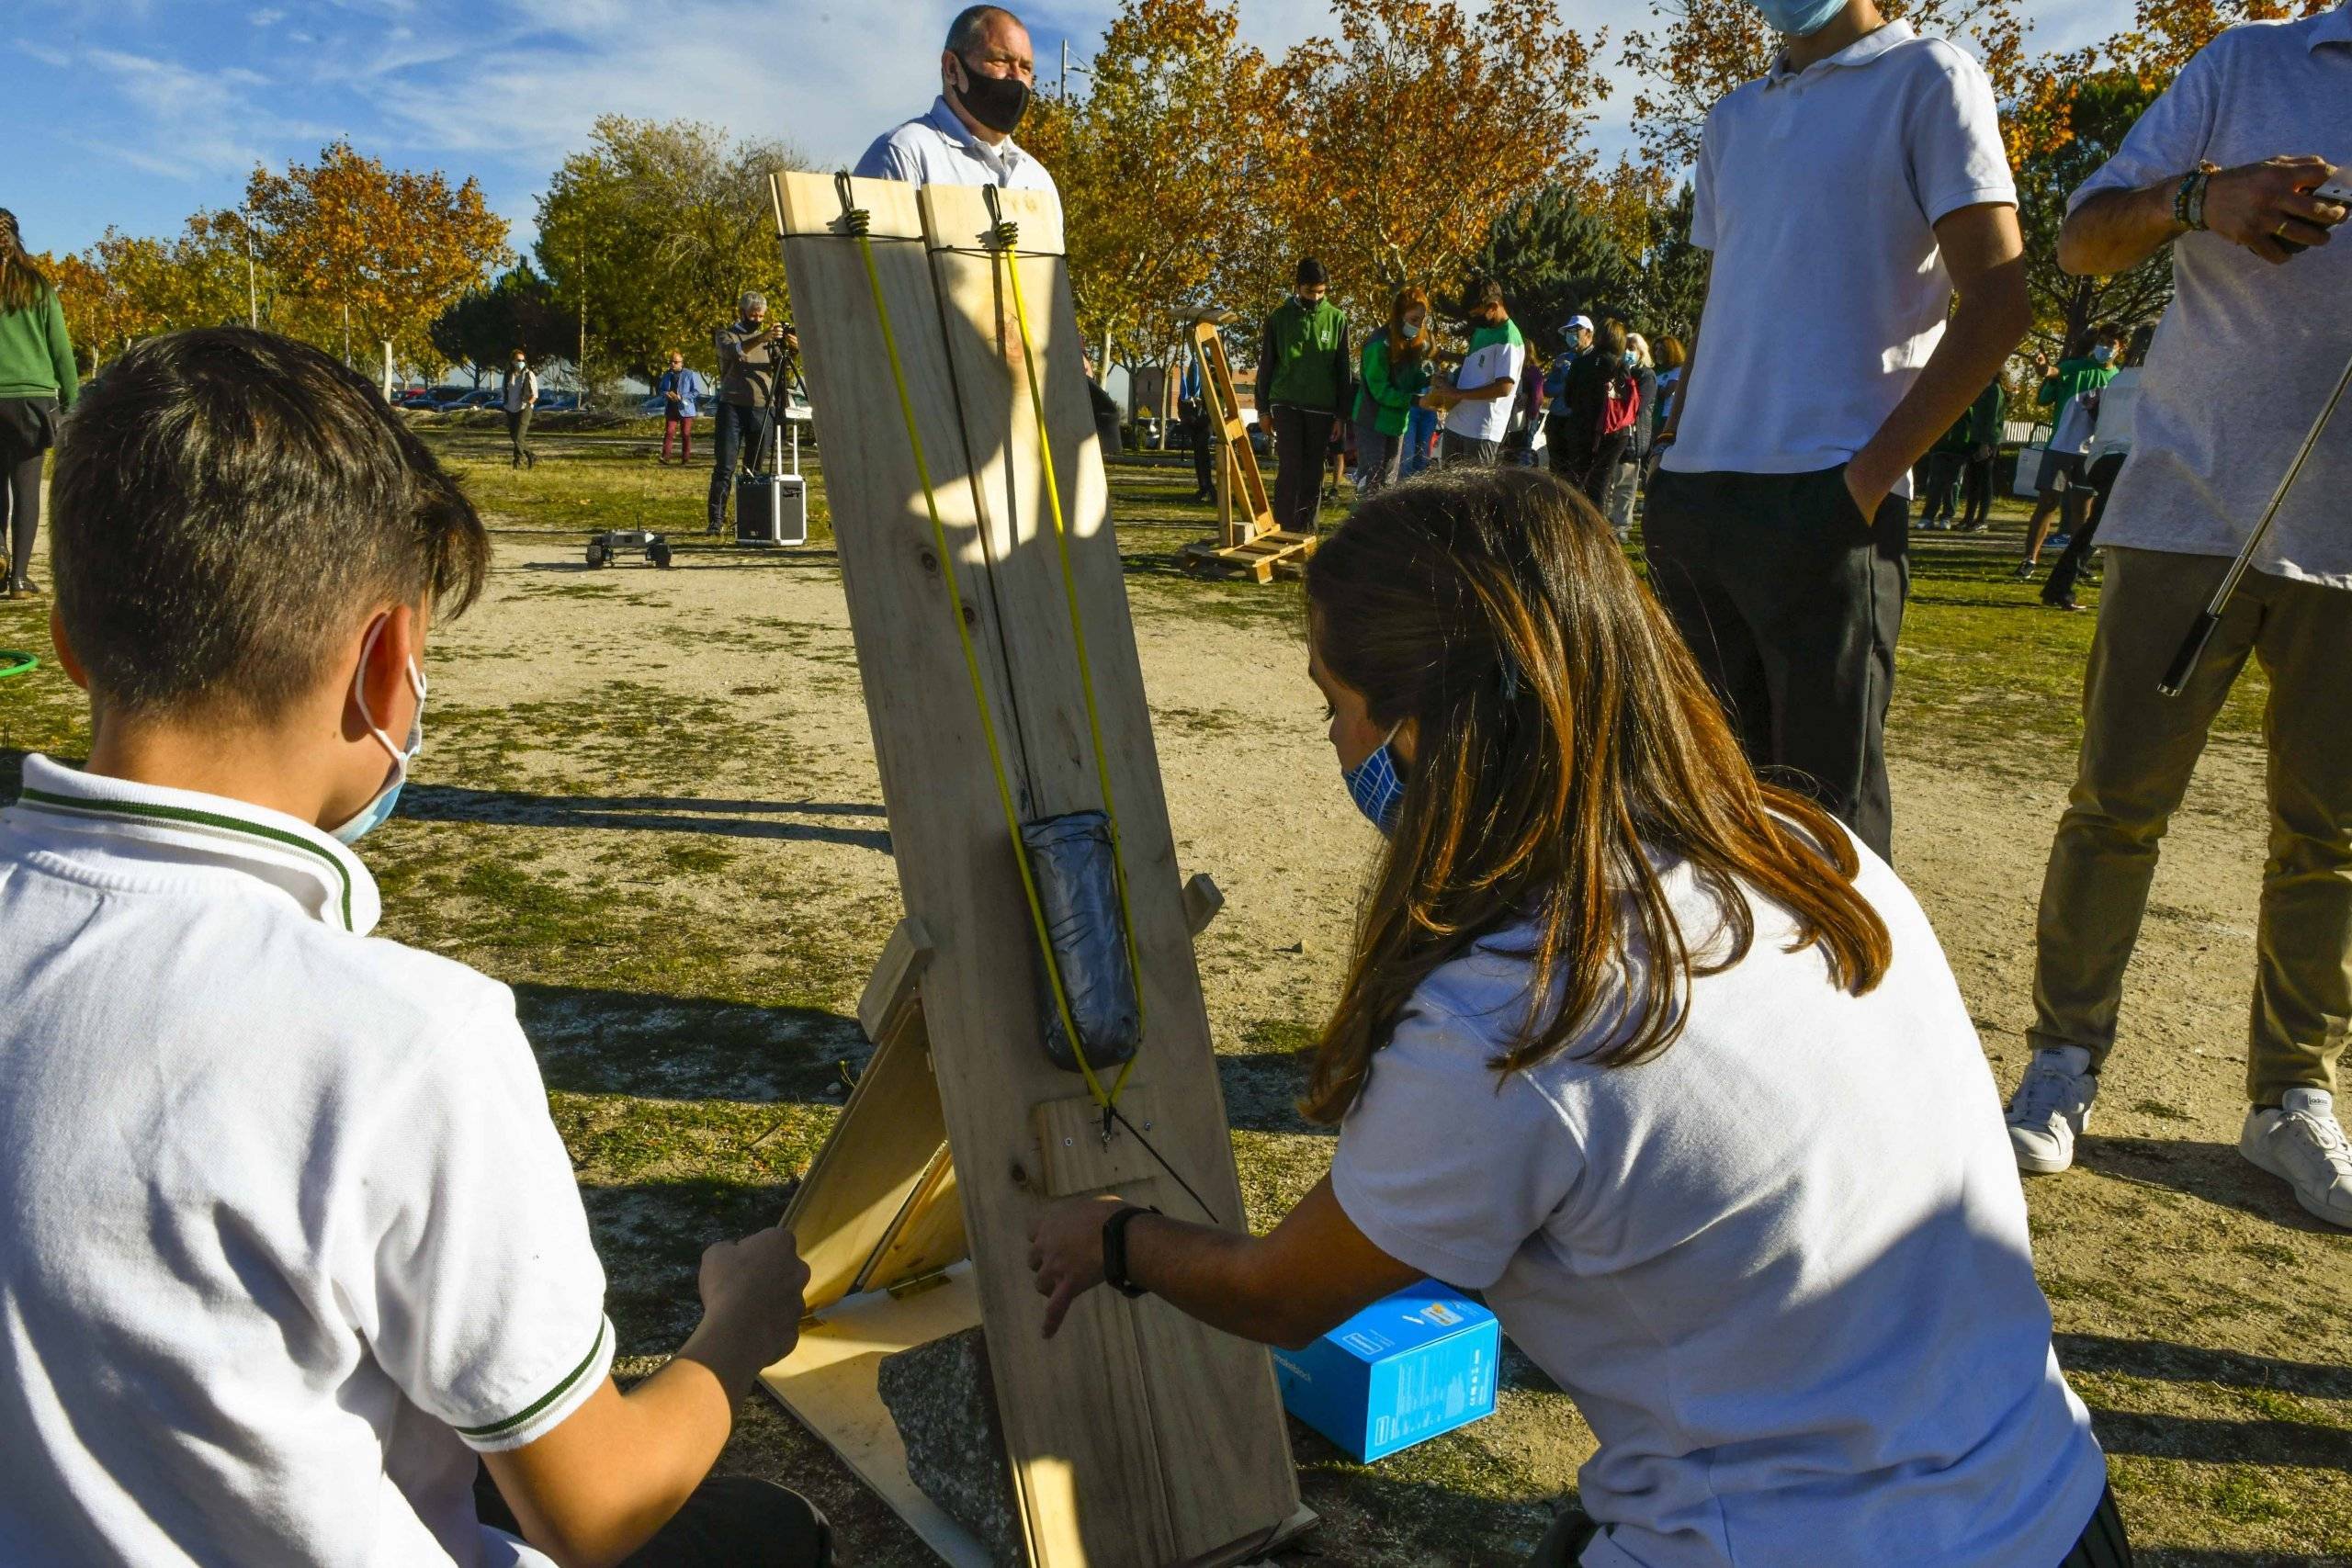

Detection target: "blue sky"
[6, 0, 2129, 262]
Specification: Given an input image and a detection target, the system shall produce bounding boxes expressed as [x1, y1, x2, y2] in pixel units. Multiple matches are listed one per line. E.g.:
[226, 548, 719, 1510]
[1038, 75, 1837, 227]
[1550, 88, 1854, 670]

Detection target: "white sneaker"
[2007, 1046, 2098, 1175]
[2239, 1089, 2352, 1229]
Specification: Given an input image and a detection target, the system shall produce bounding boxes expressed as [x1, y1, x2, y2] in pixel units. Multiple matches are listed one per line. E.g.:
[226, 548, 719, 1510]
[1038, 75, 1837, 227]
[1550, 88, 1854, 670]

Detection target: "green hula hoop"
[0, 650, 39, 681]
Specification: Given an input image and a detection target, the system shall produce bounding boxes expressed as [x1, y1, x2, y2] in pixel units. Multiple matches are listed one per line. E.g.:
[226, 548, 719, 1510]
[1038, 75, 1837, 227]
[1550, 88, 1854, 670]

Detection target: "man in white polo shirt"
[2001, 6, 2352, 1230]
[1422, 276, 1525, 468]
[854, 6, 1057, 197]
[1645, 0, 2030, 862]
[0, 327, 828, 1565]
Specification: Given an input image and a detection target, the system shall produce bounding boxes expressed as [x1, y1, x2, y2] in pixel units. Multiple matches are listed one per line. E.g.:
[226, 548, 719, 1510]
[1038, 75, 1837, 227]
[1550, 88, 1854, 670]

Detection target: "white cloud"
[16, 39, 71, 67]
[250, 7, 286, 26]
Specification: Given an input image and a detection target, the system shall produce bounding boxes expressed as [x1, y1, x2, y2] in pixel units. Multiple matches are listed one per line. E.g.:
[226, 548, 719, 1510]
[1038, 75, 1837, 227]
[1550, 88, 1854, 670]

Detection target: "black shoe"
[2013, 560, 2038, 580]
[2041, 594, 2085, 613]
[8, 576, 41, 598]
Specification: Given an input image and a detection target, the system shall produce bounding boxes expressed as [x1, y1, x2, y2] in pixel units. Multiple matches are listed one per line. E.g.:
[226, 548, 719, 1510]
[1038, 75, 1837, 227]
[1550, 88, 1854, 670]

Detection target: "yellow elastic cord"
[989, 219, 1145, 1106]
[842, 209, 1122, 1115]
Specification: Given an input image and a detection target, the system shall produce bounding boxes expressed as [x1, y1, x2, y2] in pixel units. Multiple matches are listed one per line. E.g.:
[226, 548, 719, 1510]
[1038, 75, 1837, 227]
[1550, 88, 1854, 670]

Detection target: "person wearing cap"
[1644, 0, 2030, 862]
[1258, 257, 1351, 536]
[854, 6, 1057, 197]
[1422, 278, 1525, 469]
[1540, 315, 1598, 482]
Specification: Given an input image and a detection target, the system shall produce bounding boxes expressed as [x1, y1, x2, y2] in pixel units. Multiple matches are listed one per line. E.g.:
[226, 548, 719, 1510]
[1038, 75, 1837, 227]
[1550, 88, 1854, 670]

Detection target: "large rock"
[876, 1326, 1021, 1565]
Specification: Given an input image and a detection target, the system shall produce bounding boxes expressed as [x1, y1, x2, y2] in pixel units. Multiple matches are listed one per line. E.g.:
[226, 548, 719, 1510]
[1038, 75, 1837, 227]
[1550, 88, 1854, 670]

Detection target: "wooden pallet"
[1177, 528, 1318, 583]
[762, 172, 1306, 1568]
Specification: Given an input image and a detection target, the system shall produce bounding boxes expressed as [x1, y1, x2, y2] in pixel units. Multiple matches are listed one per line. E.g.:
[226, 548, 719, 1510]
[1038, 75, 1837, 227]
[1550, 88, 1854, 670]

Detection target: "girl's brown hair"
[1654, 334, 1688, 372]
[1301, 466, 1890, 1122]
[0, 209, 51, 317]
[1385, 287, 1432, 366]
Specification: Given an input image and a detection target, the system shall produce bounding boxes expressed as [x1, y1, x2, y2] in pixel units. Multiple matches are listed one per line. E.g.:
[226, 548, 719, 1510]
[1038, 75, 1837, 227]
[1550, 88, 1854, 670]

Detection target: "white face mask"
[331, 616, 425, 846]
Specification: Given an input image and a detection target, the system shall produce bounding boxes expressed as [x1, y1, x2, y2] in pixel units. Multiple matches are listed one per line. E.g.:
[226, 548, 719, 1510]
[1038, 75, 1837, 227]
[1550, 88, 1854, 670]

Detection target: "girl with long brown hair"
[1349, 287, 1433, 497]
[0, 209, 78, 598]
[1032, 466, 2122, 1565]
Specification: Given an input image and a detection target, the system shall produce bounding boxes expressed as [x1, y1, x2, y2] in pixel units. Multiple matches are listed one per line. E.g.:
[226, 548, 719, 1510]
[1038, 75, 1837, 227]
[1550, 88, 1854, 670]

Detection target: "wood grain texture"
[1031, 1089, 1166, 1198]
[783, 994, 949, 1315]
[918, 181, 1300, 1567]
[780, 171, 1307, 1568]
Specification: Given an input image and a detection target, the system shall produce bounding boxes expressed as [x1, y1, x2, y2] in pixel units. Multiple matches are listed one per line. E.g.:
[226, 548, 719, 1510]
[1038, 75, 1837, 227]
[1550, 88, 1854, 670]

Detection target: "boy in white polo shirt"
[1423, 276, 1525, 468]
[0, 328, 830, 1566]
[1645, 0, 2030, 861]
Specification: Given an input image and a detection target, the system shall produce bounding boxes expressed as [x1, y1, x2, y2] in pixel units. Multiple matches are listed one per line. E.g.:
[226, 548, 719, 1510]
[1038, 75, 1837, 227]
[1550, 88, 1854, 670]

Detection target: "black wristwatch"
[1102, 1204, 1160, 1299]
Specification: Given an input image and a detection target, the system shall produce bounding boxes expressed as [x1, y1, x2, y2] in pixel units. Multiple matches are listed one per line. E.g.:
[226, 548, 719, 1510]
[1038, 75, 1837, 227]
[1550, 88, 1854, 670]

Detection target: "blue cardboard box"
[1271, 1280, 1499, 1461]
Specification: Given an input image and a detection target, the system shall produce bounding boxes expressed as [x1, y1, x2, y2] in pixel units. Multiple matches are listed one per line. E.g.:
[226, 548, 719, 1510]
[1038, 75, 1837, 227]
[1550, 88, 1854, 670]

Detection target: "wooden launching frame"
[758, 173, 1309, 1567]
[1176, 321, 1317, 584]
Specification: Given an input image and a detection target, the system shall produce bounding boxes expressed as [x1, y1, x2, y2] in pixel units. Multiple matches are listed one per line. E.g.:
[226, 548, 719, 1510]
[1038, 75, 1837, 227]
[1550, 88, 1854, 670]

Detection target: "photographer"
[707, 292, 795, 536]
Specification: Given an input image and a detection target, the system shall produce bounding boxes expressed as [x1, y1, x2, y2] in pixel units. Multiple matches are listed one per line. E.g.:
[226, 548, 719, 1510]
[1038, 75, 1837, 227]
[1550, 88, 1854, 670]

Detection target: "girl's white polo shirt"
[1329, 831, 2107, 1567]
[0, 755, 611, 1566]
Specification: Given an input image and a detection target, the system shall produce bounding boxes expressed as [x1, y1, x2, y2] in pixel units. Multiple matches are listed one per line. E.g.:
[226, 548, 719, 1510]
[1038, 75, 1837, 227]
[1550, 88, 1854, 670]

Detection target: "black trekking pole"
[2160, 344, 2352, 697]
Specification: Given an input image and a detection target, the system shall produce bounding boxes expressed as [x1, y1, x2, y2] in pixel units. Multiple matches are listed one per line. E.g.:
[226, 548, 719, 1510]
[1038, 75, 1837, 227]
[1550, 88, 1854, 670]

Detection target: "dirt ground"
[0, 426, 2343, 1565]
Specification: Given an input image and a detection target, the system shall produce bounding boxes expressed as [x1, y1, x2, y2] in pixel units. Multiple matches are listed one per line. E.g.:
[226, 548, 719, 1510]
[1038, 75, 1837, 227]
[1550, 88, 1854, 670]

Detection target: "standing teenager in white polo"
[0, 329, 827, 1566]
[2002, 6, 2352, 1229]
[1645, 0, 2031, 862]
[1422, 276, 1524, 468]
[854, 6, 1057, 197]
[1026, 468, 2125, 1568]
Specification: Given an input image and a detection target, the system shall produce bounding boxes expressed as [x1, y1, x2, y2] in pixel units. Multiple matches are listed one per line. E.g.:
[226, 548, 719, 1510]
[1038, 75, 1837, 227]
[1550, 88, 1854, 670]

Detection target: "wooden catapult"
[1175, 320, 1317, 584]
[756, 172, 1311, 1565]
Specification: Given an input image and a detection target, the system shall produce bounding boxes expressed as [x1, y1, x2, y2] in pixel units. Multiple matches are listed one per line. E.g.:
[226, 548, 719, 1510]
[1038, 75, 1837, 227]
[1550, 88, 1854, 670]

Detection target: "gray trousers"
[1643, 464, 1910, 861]
[2032, 547, 2352, 1105]
[1353, 416, 1402, 495]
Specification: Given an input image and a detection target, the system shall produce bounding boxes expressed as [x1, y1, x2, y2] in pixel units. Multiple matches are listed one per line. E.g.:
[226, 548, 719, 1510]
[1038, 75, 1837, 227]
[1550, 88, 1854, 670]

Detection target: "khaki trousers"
[2031, 547, 2352, 1105]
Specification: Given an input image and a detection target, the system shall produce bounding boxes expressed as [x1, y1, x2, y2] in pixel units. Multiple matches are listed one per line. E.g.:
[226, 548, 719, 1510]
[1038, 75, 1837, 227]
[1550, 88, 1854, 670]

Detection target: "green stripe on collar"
[17, 787, 356, 931]
[457, 1319, 610, 1440]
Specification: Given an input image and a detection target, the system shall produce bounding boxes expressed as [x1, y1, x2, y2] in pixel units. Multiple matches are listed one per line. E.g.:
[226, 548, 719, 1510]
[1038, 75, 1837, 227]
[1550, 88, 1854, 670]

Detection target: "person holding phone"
[2002, 6, 2352, 1233]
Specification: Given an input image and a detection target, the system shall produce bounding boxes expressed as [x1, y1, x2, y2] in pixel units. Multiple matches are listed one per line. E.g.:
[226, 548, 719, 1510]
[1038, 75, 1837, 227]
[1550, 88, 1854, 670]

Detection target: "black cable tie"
[980, 185, 1018, 252]
[832, 170, 870, 238]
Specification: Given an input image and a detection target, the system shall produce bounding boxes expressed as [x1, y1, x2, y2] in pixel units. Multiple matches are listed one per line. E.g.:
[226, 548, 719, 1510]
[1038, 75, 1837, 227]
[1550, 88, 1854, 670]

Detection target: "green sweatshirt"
[0, 286, 77, 409]
[1354, 333, 1432, 437]
[1258, 297, 1350, 415]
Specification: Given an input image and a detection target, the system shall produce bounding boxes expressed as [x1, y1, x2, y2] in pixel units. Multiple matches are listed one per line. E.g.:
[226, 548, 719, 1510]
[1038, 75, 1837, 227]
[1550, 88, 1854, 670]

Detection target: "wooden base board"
[1177, 532, 1317, 584]
[760, 1266, 992, 1568]
[760, 1264, 1319, 1568]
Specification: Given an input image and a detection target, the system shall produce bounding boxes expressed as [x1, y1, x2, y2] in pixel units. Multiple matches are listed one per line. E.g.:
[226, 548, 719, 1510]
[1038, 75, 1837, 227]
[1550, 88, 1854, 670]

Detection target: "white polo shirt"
[854, 96, 1059, 196]
[1664, 22, 2017, 487]
[1330, 833, 2107, 1568]
[2069, 5, 2352, 588]
[0, 757, 611, 1567]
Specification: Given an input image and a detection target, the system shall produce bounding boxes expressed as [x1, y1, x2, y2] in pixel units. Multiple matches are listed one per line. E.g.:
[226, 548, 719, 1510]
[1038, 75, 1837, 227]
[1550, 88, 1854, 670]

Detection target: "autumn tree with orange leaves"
[1249, 0, 1611, 323]
[1619, 0, 2027, 170]
[1018, 0, 1272, 372]
[246, 141, 509, 371]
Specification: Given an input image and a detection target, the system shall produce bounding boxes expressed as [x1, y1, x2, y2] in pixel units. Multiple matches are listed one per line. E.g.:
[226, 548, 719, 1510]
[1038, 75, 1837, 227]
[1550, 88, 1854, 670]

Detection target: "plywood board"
[770, 170, 1298, 1566]
[1031, 1089, 1167, 1198]
[917, 181, 1300, 1567]
[760, 1267, 992, 1568]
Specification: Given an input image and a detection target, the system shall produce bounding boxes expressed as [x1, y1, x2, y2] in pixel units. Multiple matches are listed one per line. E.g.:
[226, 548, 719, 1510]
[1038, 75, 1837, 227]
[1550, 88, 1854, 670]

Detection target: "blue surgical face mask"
[1754, 0, 1847, 37]
[2091, 344, 2115, 366]
[331, 618, 426, 846]
[1341, 724, 1407, 836]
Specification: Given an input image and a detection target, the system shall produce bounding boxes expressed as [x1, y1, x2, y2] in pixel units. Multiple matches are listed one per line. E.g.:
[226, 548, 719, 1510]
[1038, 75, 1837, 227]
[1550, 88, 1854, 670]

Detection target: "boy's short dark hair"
[51, 327, 490, 721]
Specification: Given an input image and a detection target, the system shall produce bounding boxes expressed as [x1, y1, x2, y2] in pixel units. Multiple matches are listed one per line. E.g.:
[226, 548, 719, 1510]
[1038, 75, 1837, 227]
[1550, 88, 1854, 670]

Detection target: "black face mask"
[955, 55, 1031, 135]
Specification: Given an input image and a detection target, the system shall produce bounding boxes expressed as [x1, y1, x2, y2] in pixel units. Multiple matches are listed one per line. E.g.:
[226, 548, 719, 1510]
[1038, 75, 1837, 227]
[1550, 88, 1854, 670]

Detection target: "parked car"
[393, 387, 439, 411]
[535, 389, 580, 412]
